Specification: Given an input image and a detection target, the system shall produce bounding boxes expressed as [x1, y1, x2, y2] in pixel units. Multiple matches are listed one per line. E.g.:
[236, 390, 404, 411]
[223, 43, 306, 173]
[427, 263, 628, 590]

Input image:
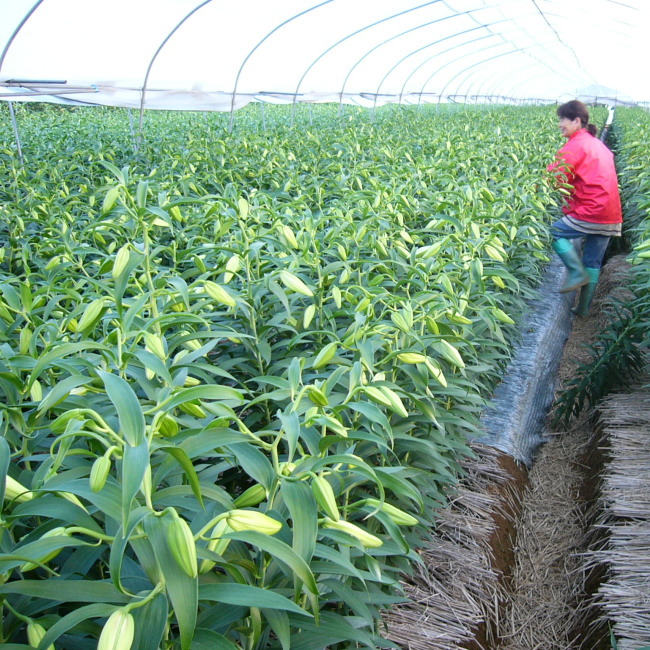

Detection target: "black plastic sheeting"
[476, 261, 574, 465]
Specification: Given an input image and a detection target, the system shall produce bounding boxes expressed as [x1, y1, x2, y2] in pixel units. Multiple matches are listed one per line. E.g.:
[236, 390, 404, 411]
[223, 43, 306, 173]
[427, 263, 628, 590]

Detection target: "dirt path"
[495, 255, 632, 649]
[496, 414, 595, 649]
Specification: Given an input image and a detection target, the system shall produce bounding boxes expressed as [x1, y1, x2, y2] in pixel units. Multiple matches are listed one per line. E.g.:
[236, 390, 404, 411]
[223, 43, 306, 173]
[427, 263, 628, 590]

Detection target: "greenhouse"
[1, 2, 649, 649]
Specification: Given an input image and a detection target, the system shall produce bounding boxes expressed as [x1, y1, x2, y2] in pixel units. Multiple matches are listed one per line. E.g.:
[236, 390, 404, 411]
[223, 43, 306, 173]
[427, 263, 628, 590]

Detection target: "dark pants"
[550, 219, 611, 269]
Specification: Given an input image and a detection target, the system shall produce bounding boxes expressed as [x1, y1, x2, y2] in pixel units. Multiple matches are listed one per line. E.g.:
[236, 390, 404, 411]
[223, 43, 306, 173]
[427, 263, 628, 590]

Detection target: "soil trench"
[488, 254, 633, 649]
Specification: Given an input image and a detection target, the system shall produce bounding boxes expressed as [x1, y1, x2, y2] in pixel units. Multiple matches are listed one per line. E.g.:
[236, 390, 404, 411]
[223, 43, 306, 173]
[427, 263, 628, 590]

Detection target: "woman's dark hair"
[557, 100, 598, 136]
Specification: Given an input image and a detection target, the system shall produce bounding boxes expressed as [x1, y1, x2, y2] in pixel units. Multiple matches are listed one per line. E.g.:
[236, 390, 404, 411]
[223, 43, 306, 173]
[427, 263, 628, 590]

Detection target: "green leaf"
[113, 248, 145, 310]
[224, 442, 275, 491]
[319, 578, 374, 622]
[132, 592, 168, 650]
[158, 446, 204, 509]
[37, 374, 93, 413]
[99, 370, 145, 446]
[0, 437, 10, 503]
[109, 506, 153, 593]
[103, 186, 120, 213]
[121, 440, 150, 529]
[227, 530, 318, 596]
[130, 536, 166, 589]
[0, 580, 130, 603]
[199, 583, 311, 616]
[238, 197, 249, 220]
[347, 400, 392, 431]
[136, 179, 149, 208]
[280, 480, 318, 564]
[0, 282, 21, 310]
[279, 410, 300, 463]
[312, 543, 367, 583]
[310, 454, 384, 500]
[191, 629, 240, 650]
[366, 508, 410, 554]
[179, 427, 249, 455]
[164, 385, 245, 410]
[374, 468, 424, 509]
[13, 495, 102, 532]
[287, 356, 302, 394]
[147, 205, 173, 226]
[48, 478, 122, 521]
[433, 339, 465, 369]
[287, 610, 384, 649]
[191, 603, 247, 631]
[144, 511, 198, 650]
[263, 608, 291, 650]
[34, 602, 118, 649]
[27, 342, 107, 391]
[152, 484, 233, 511]
[134, 349, 173, 384]
[121, 292, 150, 332]
[168, 276, 191, 307]
[2, 534, 83, 574]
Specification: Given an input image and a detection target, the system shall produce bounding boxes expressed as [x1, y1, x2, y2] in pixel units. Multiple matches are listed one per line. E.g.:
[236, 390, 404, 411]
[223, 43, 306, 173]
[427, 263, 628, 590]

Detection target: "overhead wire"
[472, 63, 549, 102]
[432, 43, 522, 103]
[379, 16, 510, 101]
[338, 7, 521, 112]
[529, 0, 582, 69]
[375, 23, 498, 105]
[459, 30, 585, 103]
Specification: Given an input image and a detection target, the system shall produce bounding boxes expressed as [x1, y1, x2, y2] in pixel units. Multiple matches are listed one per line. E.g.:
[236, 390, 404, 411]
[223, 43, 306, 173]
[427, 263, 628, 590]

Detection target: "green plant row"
[0, 103, 563, 649]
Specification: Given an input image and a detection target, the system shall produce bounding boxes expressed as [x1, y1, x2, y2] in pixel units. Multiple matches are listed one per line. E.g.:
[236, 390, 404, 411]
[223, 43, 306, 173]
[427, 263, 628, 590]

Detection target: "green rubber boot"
[552, 238, 589, 293]
[572, 267, 600, 317]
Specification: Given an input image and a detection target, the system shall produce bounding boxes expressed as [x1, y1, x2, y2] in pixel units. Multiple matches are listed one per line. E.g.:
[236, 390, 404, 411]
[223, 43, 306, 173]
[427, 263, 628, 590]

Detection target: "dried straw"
[495, 421, 595, 649]
[588, 389, 650, 649]
[384, 443, 521, 649]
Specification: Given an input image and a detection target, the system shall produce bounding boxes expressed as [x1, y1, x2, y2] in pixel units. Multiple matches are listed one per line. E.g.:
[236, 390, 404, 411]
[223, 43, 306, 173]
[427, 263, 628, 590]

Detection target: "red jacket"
[547, 128, 622, 224]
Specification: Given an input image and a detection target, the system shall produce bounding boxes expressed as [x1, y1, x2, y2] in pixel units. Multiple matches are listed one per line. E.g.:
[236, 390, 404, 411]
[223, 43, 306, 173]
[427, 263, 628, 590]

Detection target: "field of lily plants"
[0, 102, 603, 649]
[612, 107, 650, 298]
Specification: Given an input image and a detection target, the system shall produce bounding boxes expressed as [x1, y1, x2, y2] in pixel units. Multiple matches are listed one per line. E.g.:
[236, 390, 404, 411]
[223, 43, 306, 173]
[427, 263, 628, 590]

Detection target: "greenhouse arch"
[1, 2, 650, 649]
[1, 0, 648, 111]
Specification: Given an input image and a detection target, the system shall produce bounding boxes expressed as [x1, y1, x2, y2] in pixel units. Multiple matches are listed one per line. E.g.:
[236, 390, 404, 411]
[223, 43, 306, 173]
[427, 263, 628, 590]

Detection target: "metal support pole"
[8, 101, 24, 166]
[259, 101, 266, 132]
[127, 108, 139, 153]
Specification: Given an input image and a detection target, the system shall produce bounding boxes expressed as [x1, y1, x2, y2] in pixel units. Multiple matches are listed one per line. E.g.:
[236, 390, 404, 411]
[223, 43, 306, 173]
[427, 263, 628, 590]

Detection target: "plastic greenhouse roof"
[1, 0, 649, 111]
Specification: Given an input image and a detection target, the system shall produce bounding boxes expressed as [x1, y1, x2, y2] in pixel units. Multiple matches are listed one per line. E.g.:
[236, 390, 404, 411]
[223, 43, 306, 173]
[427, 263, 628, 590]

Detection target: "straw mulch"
[494, 412, 594, 649]
[384, 443, 526, 650]
[586, 389, 650, 649]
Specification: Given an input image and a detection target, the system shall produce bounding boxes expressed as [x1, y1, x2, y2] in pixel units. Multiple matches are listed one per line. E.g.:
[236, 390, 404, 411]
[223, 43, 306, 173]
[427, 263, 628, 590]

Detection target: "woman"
[547, 100, 622, 317]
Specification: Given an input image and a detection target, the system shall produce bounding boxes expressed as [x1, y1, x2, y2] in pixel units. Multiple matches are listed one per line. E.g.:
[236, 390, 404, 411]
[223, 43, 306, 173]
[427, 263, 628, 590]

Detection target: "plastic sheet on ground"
[476, 261, 573, 465]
